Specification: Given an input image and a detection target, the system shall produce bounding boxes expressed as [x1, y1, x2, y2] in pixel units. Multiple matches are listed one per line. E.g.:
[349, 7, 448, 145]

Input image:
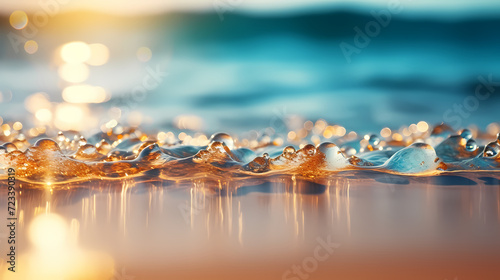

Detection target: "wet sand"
[1, 173, 499, 279]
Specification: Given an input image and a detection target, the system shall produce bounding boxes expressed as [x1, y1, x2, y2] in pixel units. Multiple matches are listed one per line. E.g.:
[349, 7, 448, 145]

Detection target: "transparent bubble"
[34, 139, 60, 151]
[483, 142, 500, 158]
[316, 142, 337, 155]
[79, 136, 87, 146]
[209, 133, 234, 150]
[316, 142, 348, 170]
[208, 141, 225, 152]
[283, 146, 296, 158]
[2, 142, 18, 153]
[460, 129, 473, 140]
[301, 144, 316, 156]
[368, 134, 380, 146]
[81, 145, 96, 155]
[57, 131, 65, 142]
[465, 139, 477, 152]
[96, 140, 112, 154]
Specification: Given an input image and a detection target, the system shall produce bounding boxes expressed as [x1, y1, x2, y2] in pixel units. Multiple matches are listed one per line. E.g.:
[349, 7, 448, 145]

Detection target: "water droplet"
[368, 134, 380, 146]
[283, 146, 296, 158]
[299, 144, 316, 156]
[208, 141, 226, 152]
[79, 136, 87, 146]
[465, 139, 477, 152]
[483, 142, 499, 158]
[96, 139, 111, 154]
[34, 139, 60, 151]
[384, 143, 440, 174]
[460, 129, 473, 140]
[73, 144, 100, 160]
[209, 133, 234, 150]
[2, 142, 18, 153]
[316, 142, 348, 170]
[81, 144, 96, 154]
[57, 131, 65, 142]
[263, 153, 269, 159]
[193, 150, 209, 163]
[242, 156, 269, 173]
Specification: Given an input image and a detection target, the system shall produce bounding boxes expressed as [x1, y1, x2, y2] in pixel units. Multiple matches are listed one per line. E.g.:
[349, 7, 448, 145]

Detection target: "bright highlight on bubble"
[61, 42, 91, 63]
[24, 40, 38, 54]
[58, 63, 89, 83]
[62, 85, 108, 103]
[137, 47, 152, 62]
[9, 10, 28, 30]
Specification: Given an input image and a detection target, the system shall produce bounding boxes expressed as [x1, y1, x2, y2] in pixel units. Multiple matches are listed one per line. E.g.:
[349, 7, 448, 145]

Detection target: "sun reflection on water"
[3, 214, 114, 280]
[2, 174, 499, 278]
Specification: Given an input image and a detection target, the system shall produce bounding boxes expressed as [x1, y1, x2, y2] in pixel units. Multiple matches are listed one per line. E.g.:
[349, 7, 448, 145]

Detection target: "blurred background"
[0, 0, 499, 136]
[2, 2, 500, 279]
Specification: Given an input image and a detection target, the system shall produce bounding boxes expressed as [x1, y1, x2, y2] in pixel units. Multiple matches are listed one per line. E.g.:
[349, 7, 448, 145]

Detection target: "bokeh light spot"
[137, 47, 152, 62]
[380, 127, 392, 138]
[9, 10, 28, 30]
[54, 103, 88, 131]
[87, 43, 110, 66]
[13, 122, 23, 130]
[24, 40, 39, 54]
[58, 63, 89, 83]
[36, 108, 53, 123]
[174, 115, 203, 130]
[61, 42, 91, 63]
[25, 92, 51, 113]
[417, 121, 429, 133]
[62, 85, 108, 103]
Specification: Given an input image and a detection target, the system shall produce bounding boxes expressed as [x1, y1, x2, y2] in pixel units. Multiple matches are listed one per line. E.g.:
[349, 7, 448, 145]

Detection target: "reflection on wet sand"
[1, 214, 113, 280]
[1, 173, 500, 279]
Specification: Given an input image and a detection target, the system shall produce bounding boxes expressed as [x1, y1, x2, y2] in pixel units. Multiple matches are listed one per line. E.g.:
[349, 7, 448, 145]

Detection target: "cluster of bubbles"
[0, 121, 499, 184]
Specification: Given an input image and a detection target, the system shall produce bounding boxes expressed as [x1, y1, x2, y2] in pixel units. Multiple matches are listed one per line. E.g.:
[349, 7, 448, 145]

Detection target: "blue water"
[0, 10, 499, 135]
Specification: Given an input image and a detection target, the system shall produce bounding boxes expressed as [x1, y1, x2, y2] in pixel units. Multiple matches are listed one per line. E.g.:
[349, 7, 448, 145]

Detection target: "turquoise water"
[0, 10, 499, 134]
[1, 8, 500, 280]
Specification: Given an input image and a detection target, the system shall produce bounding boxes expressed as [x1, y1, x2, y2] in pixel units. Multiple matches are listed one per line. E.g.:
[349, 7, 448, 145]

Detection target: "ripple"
[1, 123, 499, 185]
